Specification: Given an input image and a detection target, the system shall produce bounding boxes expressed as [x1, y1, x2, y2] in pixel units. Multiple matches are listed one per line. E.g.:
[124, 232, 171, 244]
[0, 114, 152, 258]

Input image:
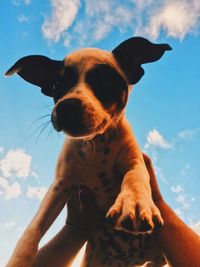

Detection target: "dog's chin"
[62, 129, 94, 139]
[55, 119, 108, 140]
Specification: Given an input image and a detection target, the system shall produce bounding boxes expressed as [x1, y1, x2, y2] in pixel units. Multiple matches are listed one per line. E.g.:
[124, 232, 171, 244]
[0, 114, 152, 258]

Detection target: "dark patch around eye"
[85, 64, 128, 108]
[52, 66, 78, 102]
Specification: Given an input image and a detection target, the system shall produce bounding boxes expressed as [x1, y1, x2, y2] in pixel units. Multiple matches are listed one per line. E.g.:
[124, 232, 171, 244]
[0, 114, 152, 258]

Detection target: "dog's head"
[5, 37, 171, 139]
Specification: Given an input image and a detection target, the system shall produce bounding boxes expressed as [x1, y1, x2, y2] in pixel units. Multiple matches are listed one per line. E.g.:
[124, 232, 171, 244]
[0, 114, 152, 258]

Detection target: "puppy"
[5, 37, 171, 267]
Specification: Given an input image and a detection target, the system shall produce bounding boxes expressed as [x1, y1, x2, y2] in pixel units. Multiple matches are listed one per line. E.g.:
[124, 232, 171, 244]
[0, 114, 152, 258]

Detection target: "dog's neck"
[67, 116, 132, 148]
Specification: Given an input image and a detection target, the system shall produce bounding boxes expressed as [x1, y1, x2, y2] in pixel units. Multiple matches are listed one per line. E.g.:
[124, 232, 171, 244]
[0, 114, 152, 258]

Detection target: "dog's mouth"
[52, 116, 107, 139]
[51, 99, 108, 138]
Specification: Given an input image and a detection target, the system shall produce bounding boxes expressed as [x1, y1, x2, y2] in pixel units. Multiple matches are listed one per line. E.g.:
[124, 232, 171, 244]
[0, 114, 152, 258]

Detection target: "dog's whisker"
[45, 124, 54, 141]
[88, 139, 96, 154]
[30, 114, 51, 127]
[110, 120, 119, 139]
[41, 101, 53, 112]
[35, 121, 51, 143]
[26, 120, 50, 142]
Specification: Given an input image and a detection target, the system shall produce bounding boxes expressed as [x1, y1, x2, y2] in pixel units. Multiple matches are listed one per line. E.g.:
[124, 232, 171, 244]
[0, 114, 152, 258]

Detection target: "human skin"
[32, 155, 200, 267]
[143, 154, 200, 267]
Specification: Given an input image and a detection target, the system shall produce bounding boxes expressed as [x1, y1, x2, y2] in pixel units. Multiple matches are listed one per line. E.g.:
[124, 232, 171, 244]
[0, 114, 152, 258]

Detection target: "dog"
[5, 37, 171, 267]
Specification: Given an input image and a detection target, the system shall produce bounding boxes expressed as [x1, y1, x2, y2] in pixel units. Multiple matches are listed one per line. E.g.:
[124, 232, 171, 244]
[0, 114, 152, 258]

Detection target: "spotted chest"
[82, 220, 165, 267]
[57, 132, 165, 266]
[57, 131, 125, 210]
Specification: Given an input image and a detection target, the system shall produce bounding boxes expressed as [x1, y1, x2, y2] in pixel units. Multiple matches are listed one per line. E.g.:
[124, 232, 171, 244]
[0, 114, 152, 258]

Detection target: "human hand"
[143, 153, 163, 203]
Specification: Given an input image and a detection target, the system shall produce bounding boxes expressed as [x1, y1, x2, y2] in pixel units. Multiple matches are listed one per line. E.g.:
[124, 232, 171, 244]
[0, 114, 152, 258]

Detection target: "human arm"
[6, 178, 72, 267]
[32, 185, 98, 267]
[143, 153, 200, 267]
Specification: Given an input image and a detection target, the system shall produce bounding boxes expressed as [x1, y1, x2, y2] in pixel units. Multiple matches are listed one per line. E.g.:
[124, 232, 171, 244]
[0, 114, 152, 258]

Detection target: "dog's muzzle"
[51, 98, 88, 136]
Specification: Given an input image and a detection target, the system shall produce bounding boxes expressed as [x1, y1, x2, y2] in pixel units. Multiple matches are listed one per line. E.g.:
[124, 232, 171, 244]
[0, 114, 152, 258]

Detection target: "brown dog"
[5, 37, 171, 266]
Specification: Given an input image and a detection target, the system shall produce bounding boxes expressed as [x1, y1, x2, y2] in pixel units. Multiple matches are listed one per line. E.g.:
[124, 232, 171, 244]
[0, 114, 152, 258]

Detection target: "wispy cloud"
[42, 0, 81, 42]
[190, 220, 200, 235]
[145, 129, 172, 150]
[0, 177, 22, 199]
[27, 186, 47, 201]
[135, 0, 200, 40]
[18, 14, 30, 24]
[13, 0, 31, 5]
[0, 221, 17, 230]
[41, 0, 200, 46]
[171, 184, 183, 193]
[171, 184, 195, 220]
[0, 149, 32, 178]
[177, 128, 200, 140]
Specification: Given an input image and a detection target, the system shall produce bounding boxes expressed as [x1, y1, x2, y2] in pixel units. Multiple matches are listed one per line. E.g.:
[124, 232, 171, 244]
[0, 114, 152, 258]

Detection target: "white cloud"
[191, 220, 200, 235]
[174, 207, 183, 217]
[177, 128, 200, 139]
[13, 0, 31, 5]
[42, 0, 81, 42]
[145, 129, 172, 150]
[0, 177, 22, 199]
[171, 184, 183, 193]
[27, 186, 47, 201]
[0, 221, 17, 230]
[175, 194, 191, 209]
[171, 184, 195, 220]
[0, 147, 4, 154]
[18, 14, 30, 23]
[0, 149, 32, 178]
[41, 0, 200, 46]
[135, 0, 200, 40]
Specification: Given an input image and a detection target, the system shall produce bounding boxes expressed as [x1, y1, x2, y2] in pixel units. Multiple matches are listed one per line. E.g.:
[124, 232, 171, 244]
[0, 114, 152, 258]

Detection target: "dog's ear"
[5, 55, 64, 96]
[112, 37, 172, 84]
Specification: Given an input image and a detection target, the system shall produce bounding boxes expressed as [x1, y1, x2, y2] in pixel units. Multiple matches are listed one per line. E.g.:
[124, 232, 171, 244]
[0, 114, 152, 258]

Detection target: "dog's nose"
[52, 98, 86, 135]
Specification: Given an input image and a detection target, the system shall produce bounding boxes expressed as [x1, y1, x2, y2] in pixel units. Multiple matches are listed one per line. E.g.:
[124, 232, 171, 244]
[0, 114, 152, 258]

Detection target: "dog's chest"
[58, 134, 125, 209]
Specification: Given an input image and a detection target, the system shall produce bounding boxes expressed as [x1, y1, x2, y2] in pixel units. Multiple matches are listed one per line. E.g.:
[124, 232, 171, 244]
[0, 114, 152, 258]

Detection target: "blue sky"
[0, 0, 200, 266]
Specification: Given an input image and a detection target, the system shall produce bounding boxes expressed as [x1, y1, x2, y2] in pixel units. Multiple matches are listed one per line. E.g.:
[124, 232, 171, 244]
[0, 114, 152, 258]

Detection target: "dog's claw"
[139, 218, 153, 232]
[120, 216, 135, 232]
[107, 191, 163, 234]
[152, 213, 164, 229]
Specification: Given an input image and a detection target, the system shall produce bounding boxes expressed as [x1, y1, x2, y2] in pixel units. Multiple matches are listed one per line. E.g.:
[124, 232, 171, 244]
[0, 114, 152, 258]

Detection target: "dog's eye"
[52, 66, 78, 101]
[52, 81, 66, 102]
[86, 64, 128, 107]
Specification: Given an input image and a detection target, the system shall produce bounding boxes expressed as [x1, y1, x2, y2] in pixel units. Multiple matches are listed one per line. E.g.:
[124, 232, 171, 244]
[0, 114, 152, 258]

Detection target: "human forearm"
[155, 200, 200, 267]
[32, 224, 89, 267]
[32, 184, 98, 267]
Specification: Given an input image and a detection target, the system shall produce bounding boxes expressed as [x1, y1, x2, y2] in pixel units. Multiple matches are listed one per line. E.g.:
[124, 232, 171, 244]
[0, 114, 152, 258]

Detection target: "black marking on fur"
[85, 64, 128, 108]
[98, 171, 107, 179]
[99, 135, 105, 143]
[102, 179, 111, 188]
[139, 219, 152, 232]
[104, 147, 110, 155]
[108, 129, 118, 143]
[53, 186, 59, 192]
[78, 149, 86, 160]
[53, 66, 79, 102]
[58, 180, 63, 186]
[121, 216, 134, 232]
[139, 250, 145, 259]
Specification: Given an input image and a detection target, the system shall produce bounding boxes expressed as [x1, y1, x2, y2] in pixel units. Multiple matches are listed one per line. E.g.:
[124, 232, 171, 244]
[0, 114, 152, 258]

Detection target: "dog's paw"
[106, 191, 163, 234]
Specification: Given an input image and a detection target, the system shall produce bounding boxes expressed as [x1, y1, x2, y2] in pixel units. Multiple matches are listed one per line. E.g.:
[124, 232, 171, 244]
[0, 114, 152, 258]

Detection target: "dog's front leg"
[107, 160, 163, 234]
[6, 178, 71, 267]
